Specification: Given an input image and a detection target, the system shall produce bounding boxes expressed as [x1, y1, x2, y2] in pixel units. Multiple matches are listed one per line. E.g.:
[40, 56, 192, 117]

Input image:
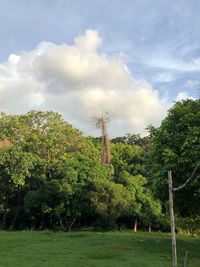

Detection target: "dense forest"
[0, 99, 199, 232]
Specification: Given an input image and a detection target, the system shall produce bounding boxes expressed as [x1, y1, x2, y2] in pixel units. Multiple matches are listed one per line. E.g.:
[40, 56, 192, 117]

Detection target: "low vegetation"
[0, 231, 199, 267]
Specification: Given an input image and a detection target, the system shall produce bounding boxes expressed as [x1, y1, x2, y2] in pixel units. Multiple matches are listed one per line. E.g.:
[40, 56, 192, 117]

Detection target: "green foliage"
[89, 179, 133, 227]
[0, 146, 36, 186]
[111, 142, 162, 229]
[0, 111, 105, 229]
[111, 133, 150, 150]
[149, 99, 200, 217]
[176, 216, 200, 235]
[111, 143, 146, 176]
[0, 100, 198, 231]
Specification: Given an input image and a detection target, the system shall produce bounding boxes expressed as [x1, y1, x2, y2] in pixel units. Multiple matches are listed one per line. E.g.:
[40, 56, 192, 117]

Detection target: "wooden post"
[184, 251, 188, 267]
[168, 171, 177, 267]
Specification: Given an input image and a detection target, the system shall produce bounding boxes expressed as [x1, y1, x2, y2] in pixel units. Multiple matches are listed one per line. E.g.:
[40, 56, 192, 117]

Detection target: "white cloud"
[0, 29, 173, 136]
[176, 91, 195, 101]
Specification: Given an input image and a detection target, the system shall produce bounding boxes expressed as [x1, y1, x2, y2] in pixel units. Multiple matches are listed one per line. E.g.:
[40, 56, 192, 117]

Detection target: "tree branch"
[173, 162, 200, 192]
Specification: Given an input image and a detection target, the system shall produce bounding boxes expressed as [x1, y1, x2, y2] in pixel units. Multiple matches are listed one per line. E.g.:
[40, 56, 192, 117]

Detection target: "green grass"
[0, 231, 199, 267]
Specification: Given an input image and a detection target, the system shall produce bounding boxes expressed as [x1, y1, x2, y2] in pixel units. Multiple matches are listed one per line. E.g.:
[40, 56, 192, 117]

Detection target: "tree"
[0, 111, 104, 229]
[149, 99, 200, 217]
[111, 142, 162, 230]
[0, 110, 163, 230]
[111, 133, 150, 150]
[88, 179, 133, 228]
[111, 143, 146, 177]
[0, 146, 37, 229]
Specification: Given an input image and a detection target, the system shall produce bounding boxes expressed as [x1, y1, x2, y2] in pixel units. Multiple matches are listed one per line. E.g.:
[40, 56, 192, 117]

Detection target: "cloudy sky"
[0, 0, 199, 136]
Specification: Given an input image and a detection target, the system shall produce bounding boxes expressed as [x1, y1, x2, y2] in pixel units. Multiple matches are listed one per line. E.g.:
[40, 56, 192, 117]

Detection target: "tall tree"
[149, 99, 200, 217]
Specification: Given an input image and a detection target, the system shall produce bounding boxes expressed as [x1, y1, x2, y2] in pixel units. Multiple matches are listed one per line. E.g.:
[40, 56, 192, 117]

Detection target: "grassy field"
[0, 231, 199, 267]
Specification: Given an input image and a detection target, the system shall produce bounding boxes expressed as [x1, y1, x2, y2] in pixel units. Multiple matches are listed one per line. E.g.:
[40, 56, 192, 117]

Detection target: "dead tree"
[168, 162, 200, 267]
[95, 114, 111, 165]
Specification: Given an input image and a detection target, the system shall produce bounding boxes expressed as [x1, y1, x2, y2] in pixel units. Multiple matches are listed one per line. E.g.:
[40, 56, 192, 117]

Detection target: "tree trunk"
[2, 210, 8, 229]
[168, 171, 177, 267]
[68, 217, 77, 231]
[134, 218, 137, 232]
[149, 223, 152, 233]
[49, 214, 53, 228]
[59, 219, 64, 229]
[9, 208, 19, 230]
[40, 213, 45, 230]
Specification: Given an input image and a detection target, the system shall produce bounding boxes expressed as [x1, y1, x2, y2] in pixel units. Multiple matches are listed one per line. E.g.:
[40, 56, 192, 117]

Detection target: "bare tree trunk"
[134, 218, 137, 232]
[149, 223, 152, 233]
[68, 217, 77, 231]
[95, 115, 111, 165]
[168, 171, 177, 267]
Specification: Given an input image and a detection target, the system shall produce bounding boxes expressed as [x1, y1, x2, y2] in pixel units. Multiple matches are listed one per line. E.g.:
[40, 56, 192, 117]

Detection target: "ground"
[0, 231, 199, 267]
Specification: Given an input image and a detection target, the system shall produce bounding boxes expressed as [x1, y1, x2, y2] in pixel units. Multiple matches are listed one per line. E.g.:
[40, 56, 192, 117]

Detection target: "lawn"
[0, 231, 199, 267]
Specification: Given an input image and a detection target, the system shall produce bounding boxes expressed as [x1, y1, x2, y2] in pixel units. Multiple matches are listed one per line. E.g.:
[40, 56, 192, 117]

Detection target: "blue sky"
[0, 0, 199, 135]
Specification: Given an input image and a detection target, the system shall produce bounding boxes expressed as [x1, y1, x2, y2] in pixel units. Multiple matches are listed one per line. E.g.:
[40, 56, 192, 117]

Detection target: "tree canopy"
[149, 99, 200, 217]
[0, 99, 199, 232]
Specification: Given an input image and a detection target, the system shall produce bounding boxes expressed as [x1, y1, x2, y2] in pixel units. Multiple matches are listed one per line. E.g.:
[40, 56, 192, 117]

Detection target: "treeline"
[0, 99, 199, 231]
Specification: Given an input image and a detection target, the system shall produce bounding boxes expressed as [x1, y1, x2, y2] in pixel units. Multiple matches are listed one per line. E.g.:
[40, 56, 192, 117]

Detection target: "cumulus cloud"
[0, 29, 173, 136]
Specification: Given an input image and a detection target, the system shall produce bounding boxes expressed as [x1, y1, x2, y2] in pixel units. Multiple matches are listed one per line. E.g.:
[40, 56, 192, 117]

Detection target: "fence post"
[184, 251, 188, 267]
[168, 170, 177, 267]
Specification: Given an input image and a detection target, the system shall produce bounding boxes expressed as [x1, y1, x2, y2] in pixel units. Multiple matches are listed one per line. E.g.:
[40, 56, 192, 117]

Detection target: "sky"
[0, 0, 199, 136]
